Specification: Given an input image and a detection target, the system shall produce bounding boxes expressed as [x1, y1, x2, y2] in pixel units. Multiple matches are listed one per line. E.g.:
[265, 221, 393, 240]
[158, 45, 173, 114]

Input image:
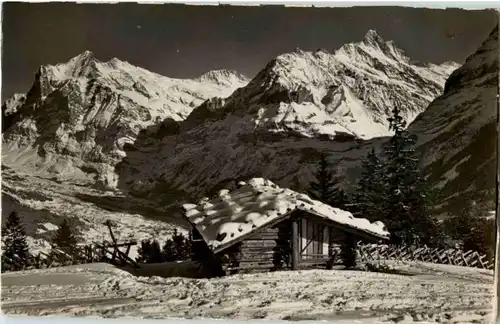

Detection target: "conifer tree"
[52, 219, 79, 254]
[444, 201, 495, 257]
[383, 106, 439, 246]
[469, 217, 495, 260]
[136, 239, 164, 263]
[351, 147, 387, 221]
[162, 238, 177, 262]
[333, 189, 350, 210]
[340, 235, 357, 268]
[1, 211, 31, 271]
[163, 230, 192, 262]
[308, 152, 338, 205]
[172, 229, 192, 260]
[419, 186, 446, 247]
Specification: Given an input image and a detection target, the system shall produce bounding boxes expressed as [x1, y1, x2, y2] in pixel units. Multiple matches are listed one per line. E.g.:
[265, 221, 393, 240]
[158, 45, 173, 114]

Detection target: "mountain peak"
[362, 29, 386, 47]
[55, 50, 101, 78]
[195, 69, 248, 84]
[333, 29, 410, 64]
[79, 50, 95, 58]
[198, 69, 242, 77]
[70, 50, 98, 65]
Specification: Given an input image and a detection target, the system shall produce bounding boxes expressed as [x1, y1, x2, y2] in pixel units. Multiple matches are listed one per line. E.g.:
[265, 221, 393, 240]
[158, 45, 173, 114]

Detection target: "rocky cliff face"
[2, 93, 26, 132]
[409, 26, 499, 214]
[1, 51, 249, 188]
[115, 30, 459, 203]
[3, 28, 491, 255]
[3, 31, 458, 196]
[195, 30, 458, 141]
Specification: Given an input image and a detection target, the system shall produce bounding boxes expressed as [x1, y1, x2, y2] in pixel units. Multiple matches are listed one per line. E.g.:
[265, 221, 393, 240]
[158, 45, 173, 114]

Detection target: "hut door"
[299, 218, 328, 260]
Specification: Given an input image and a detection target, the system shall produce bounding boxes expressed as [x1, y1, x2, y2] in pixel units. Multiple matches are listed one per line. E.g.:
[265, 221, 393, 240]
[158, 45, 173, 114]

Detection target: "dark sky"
[2, 3, 497, 100]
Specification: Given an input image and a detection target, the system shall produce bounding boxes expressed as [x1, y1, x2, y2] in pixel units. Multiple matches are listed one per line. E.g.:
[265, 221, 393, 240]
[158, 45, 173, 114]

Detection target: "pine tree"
[331, 188, 350, 211]
[136, 239, 164, 263]
[172, 230, 192, 260]
[470, 217, 495, 260]
[136, 240, 148, 263]
[443, 201, 495, 257]
[52, 219, 79, 254]
[162, 238, 177, 262]
[308, 152, 338, 205]
[1, 211, 31, 272]
[162, 230, 192, 262]
[419, 186, 446, 248]
[351, 147, 387, 221]
[383, 107, 439, 246]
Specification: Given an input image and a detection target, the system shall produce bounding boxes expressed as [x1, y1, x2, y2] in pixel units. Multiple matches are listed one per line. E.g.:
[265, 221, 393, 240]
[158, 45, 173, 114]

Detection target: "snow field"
[1, 169, 184, 259]
[1, 262, 494, 323]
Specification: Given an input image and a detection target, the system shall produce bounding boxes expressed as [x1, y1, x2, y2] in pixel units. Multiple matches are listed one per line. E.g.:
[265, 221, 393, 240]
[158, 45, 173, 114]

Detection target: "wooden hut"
[183, 178, 389, 274]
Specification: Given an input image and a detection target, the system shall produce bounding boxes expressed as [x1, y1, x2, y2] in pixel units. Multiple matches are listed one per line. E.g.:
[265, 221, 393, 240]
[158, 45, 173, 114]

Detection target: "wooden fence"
[1, 240, 139, 272]
[33, 244, 104, 269]
[357, 243, 494, 270]
[2, 221, 139, 272]
[33, 241, 138, 269]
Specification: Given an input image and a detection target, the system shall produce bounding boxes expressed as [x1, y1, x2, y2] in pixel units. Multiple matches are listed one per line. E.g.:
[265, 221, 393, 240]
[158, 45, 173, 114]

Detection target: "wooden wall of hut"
[193, 212, 361, 275]
[190, 228, 226, 277]
[297, 216, 346, 269]
[216, 220, 292, 273]
[191, 228, 206, 262]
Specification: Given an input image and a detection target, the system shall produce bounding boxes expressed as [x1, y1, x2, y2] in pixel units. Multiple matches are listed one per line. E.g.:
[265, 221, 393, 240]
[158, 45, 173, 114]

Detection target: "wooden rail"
[357, 243, 494, 270]
[3, 220, 139, 272]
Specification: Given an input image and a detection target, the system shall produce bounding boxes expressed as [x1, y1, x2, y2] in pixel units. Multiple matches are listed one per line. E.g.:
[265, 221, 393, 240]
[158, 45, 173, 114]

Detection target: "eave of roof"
[208, 207, 389, 254]
[182, 178, 390, 253]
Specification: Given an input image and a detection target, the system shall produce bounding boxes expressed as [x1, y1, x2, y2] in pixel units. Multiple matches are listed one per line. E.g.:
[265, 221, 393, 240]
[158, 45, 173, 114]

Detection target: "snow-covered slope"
[1, 51, 249, 187]
[2, 93, 26, 132]
[2, 30, 456, 198]
[2, 93, 26, 115]
[117, 30, 457, 203]
[408, 26, 498, 214]
[1, 166, 187, 258]
[208, 30, 458, 140]
[1, 29, 462, 250]
[1, 262, 493, 321]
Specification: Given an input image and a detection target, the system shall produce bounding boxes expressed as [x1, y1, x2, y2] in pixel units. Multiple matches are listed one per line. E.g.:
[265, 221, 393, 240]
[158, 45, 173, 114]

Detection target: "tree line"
[135, 229, 192, 264]
[307, 106, 495, 262]
[1, 211, 192, 272]
[2, 106, 495, 271]
[1, 212, 81, 272]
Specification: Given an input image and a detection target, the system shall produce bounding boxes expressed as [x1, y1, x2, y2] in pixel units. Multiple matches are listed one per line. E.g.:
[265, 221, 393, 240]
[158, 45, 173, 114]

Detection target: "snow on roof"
[183, 178, 390, 252]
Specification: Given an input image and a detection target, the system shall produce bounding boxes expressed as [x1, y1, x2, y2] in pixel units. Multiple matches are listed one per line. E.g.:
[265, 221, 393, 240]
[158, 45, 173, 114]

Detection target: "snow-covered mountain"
[2, 30, 457, 193]
[1, 29, 467, 253]
[205, 30, 458, 140]
[116, 30, 460, 202]
[2, 93, 26, 132]
[1, 51, 249, 188]
[408, 26, 498, 214]
[2, 30, 458, 194]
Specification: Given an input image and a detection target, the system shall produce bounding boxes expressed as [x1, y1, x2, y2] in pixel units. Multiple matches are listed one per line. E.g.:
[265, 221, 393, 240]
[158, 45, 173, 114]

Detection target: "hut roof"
[183, 178, 389, 253]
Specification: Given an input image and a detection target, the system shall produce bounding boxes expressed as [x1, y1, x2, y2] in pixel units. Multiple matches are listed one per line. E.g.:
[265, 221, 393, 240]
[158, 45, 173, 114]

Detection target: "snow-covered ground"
[1, 167, 187, 259]
[1, 261, 494, 323]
